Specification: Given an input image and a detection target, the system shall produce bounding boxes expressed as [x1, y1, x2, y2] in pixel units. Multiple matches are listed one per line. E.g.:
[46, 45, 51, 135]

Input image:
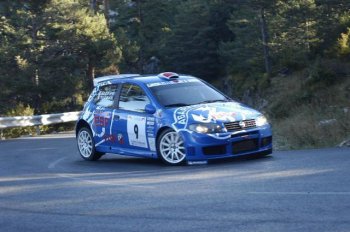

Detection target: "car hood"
[165, 101, 261, 129]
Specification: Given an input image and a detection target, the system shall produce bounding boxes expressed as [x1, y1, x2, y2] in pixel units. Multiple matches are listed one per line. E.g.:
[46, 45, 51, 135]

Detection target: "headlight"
[189, 123, 225, 134]
[256, 115, 268, 127]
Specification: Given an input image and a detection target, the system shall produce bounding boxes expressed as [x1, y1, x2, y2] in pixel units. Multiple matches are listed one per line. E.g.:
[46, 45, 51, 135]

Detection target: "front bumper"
[181, 125, 272, 161]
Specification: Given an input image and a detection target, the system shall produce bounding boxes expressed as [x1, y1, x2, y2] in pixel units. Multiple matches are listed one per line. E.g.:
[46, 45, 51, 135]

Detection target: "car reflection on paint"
[76, 72, 272, 165]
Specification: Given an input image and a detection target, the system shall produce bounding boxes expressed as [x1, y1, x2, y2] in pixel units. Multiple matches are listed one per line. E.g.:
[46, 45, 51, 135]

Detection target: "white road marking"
[17, 133, 75, 139]
[248, 191, 350, 195]
[15, 148, 56, 151]
[47, 156, 154, 189]
[56, 173, 154, 189]
[48, 157, 67, 169]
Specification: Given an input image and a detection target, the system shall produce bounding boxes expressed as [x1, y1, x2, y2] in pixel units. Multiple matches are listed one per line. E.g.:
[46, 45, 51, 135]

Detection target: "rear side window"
[93, 84, 118, 108]
[118, 84, 150, 112]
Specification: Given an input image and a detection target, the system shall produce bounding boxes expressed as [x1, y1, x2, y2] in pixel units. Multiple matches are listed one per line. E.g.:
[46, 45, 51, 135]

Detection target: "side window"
[93, 84, 118, 108]
[119, 84, 150, 112]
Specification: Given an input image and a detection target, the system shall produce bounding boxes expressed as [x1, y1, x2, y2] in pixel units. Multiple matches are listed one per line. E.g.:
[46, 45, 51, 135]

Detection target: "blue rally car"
[76, 72, 272, 165]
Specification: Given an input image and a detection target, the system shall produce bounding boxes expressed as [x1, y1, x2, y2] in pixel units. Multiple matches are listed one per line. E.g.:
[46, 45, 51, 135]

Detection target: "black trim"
[203, 145, 227, 155]
[232, 139, 259, 154]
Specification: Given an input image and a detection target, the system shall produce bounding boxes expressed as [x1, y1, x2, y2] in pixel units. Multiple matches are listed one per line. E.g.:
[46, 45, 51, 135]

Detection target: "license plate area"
[232, 139, 258, 154]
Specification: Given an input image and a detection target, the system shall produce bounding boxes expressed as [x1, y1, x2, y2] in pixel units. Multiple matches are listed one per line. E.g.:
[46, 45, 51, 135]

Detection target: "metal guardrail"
[0, 111, 81, 139]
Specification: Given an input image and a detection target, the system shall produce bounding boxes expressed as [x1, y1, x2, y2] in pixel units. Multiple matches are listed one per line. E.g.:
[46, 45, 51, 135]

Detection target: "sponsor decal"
[86, 87, 98, 103]
[239, 121, 246, 128]
[94, 127, 105, 138]
[117, 133, 124, 144]
[104, 134, 117, 143]
[174, 106, 192, 126]
[147, 128, 154, 136]
[171, 103, 257, 140]
[147, 79, 200, 88]
[97, 80, 112, 86]
[96, 91, 115, 101]
[148, 138, 156, 151]
[187, 160, 208, 165]
[147, 117, 155, 128]
[191, 106, 236, 123]
[147, 121, 155, 126]
[94, 115, 109, 127]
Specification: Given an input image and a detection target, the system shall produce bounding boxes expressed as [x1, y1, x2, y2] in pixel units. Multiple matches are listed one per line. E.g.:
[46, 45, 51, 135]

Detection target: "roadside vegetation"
[0, 0, 349, 148]
[266, 70, 350, 149]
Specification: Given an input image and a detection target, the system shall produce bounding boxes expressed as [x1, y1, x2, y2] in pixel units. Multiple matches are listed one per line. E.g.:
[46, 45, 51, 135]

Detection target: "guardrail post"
[0, 129, 4, 140]
[36, 126, 40, 136]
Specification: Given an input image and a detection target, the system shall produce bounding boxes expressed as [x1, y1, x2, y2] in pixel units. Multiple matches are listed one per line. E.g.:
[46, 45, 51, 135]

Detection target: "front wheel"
[157, 128, 186, 165]
[77, 127, 103, 161]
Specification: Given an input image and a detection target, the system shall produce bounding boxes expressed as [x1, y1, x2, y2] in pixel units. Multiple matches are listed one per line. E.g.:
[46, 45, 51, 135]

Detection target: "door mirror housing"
[145, 104, 156, 114]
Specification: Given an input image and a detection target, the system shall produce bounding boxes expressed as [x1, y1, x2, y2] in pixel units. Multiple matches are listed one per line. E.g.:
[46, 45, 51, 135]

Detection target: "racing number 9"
[127, 115, 147, 148]
[134, 124, 139, 139]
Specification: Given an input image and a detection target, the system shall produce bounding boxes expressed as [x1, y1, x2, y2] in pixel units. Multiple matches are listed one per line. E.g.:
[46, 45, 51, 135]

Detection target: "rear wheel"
[77, 127, 104, 161]
[157, 128, 186, 165]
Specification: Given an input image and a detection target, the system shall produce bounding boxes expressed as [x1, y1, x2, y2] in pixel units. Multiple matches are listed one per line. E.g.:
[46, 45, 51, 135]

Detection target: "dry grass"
[272, 105, 350, 150]
[264, 72, 350, 149]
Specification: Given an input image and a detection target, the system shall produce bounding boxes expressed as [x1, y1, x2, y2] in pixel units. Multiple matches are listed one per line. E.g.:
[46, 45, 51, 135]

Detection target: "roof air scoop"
[158, 72, 179, 80]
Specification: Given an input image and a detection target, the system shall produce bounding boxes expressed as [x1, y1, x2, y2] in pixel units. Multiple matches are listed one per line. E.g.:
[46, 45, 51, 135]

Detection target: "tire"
[77, 127, 104, 161]
[157, 128, 186, 165]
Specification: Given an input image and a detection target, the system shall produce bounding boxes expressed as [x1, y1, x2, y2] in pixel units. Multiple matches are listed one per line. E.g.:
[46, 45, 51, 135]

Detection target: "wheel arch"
[75, 119, 91, 136]
[156, 126, 173, 142]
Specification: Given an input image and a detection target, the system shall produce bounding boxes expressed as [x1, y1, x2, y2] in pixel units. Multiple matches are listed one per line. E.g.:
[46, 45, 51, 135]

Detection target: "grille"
[224, 119, 256, 132]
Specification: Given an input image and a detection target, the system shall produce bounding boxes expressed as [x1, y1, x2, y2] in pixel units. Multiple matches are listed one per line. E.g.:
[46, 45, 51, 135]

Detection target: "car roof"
[94, 72, 196, 87]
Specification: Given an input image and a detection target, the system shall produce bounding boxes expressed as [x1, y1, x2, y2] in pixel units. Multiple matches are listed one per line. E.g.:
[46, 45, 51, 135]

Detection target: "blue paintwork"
[77, 74, 272, 162]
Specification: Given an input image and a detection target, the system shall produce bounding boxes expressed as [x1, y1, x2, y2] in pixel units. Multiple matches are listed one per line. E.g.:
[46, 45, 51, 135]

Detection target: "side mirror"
[145, 104, 156, 114]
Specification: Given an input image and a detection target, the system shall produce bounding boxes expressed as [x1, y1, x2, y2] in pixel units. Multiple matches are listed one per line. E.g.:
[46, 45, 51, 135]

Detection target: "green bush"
[2, 103, 37, 138]
[306, 59, 338, 91]
[1, 103, 77, 139]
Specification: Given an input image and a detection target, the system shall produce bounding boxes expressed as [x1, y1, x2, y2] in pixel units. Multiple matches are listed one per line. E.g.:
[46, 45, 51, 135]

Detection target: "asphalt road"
[0, 133, 349, 232]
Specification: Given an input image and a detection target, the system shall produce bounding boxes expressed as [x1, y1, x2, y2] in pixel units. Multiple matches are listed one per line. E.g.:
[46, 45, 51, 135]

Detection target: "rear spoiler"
[93, 74, 140, 86]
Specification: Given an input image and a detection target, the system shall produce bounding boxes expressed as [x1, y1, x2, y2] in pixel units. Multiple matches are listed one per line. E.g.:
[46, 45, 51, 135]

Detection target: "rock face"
[338, 139, 350, 147]
[318, 119, 337, 126]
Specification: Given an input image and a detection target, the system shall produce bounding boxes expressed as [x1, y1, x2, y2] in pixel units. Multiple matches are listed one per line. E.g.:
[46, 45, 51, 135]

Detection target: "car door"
[91, 83, 119, 149]
[112, 83, 156, 154]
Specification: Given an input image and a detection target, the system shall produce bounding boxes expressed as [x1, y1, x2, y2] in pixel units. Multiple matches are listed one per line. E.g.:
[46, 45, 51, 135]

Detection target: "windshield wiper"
[196, 99, 229, 104]
[164, 103, 190, 108]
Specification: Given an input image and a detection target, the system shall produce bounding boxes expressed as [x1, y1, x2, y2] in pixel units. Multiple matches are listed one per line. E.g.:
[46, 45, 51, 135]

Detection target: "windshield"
[149, 80, 228, 107]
